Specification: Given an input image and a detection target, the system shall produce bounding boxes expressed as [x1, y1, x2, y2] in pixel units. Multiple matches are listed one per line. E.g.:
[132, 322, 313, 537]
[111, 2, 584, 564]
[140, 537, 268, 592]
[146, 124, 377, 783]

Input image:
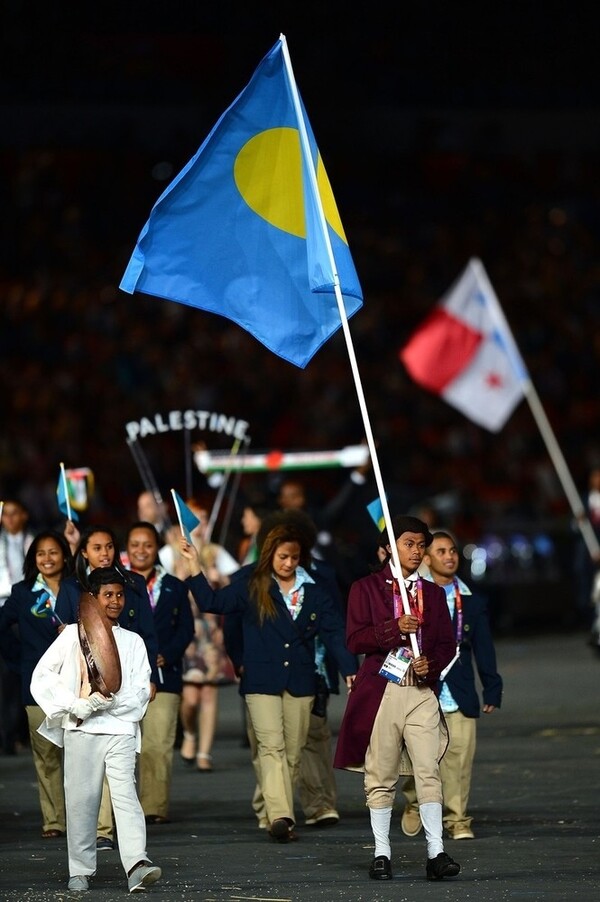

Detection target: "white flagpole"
[473, 258, 600, 561]
[281, 35, 417, 653]
[59, 462, 73, 522]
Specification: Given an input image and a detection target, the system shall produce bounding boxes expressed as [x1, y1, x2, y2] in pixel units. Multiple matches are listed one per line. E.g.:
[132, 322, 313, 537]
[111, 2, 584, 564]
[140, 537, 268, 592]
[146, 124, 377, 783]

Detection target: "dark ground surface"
[1, 630, 599, 901]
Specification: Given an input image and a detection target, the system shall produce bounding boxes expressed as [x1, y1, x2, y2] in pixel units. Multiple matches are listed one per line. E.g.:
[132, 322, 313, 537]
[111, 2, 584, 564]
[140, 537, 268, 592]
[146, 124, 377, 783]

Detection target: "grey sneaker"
[68, 875, 89, 892]
[128, 863, 161, 893]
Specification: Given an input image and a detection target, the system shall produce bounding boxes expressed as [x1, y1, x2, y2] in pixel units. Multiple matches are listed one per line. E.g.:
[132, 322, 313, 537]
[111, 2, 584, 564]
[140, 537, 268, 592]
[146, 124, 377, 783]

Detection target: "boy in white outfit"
[30, 566, 161, 894]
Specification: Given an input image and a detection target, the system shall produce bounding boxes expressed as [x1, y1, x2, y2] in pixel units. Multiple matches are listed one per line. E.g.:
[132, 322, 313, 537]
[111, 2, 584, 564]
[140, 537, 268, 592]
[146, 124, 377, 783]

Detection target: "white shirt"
[30, 623, 151, 752]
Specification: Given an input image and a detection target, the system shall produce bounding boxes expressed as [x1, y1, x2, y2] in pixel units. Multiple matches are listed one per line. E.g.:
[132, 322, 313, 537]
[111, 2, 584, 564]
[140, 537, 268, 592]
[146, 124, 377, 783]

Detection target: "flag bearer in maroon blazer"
[333, 515, 461, 882]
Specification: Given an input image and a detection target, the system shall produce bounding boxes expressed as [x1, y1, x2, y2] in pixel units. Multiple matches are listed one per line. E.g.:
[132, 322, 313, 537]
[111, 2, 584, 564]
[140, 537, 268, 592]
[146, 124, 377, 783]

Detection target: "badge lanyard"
[453, 578, 463, 654]
[393, 579, 423, 653]
[439, 579, 463, 681]
[146, 569, 159, 611]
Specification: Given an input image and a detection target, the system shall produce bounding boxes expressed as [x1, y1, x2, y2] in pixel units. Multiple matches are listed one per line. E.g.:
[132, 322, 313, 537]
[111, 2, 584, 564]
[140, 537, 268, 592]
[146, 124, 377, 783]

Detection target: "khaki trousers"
[364, 682, 443, 809]
[26, 704, 66, 833]
[402, 709, 476, 830]
[297, 711, 337, 819]
[138, 691, 180, 818]
[250, 708, 338, 824]
[245, 691, 312, 826]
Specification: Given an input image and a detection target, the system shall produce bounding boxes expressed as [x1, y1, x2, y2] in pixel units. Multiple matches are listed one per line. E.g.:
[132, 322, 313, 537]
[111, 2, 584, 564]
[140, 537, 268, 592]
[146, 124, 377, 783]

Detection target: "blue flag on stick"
[366, 497, 385, 532]
[119, 34, 362, 368]
[171, 490, 201, 544]
[56, 467, 79, 522]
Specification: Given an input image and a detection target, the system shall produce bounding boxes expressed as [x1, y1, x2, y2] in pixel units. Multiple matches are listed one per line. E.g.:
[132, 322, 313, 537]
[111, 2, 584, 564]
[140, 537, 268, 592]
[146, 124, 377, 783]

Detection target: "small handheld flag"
[171, 490, 201, 544]
[366, 497, 385, 532]
[56, 463, 79, 522]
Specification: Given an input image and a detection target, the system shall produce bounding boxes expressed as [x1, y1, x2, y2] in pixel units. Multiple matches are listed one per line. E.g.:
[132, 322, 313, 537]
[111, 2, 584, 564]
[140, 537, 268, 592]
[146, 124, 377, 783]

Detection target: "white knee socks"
[419, 801, 444, 858]
[369, 806, 392, 858]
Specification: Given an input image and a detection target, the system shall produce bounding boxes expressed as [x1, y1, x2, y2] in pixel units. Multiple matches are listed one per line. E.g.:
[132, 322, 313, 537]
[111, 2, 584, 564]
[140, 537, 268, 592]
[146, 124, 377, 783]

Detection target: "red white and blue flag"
[399, 258, 528, 432]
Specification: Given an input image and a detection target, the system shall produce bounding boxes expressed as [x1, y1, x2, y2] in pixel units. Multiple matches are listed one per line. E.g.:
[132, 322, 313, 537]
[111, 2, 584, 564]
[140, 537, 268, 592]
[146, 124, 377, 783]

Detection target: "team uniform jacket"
[440, 588, 503, 716]
[146, 571, 194, 695]
[0, 580, 63, 705]
[187, 571, 356, 698]
[334, 564, 455, 770]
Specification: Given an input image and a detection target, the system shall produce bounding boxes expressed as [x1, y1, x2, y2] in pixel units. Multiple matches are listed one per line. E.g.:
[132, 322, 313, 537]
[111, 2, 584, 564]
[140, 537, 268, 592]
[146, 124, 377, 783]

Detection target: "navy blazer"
[188, 571, 356, 698]
[442, 589, 503, 718]
[0, 580, 63, 705]
[56, 571, 160, 685]
[150, 572, 195, 694]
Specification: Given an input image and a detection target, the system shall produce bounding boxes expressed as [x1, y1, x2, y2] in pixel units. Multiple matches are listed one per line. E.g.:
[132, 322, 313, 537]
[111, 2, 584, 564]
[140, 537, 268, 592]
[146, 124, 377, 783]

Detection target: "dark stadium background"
[2, 3, 599, 630]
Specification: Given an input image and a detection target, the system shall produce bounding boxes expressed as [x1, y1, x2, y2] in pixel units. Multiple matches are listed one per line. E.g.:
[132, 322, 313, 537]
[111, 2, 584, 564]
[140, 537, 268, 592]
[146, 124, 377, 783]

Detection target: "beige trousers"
[26, 704, 66, 833]
[245, 691, 312, 826]
[402, 709, 476, 830]
[297, 711, 337, 819]
[138, 691, 180, 818]
[250, 708, 338, 824]
[364, 682, 443, 809]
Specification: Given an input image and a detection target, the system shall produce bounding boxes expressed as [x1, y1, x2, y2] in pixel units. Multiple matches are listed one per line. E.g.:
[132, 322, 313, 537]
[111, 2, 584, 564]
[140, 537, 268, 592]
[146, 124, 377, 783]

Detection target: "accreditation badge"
[379, 647, 412, 684]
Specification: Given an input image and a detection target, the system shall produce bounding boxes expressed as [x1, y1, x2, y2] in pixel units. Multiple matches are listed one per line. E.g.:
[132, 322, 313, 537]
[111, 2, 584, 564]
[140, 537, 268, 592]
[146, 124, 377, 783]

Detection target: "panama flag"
[399, 258, 528, 432]
[120, 34, 362, 369]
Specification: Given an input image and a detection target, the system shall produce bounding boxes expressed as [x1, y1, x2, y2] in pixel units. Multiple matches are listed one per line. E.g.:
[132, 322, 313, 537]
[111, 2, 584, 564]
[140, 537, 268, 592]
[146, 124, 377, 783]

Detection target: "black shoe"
[426, 851, 460, 880]
[96, 837, 115, 851]
[369, 855, 392, 880]
[269, 818, 296, 843]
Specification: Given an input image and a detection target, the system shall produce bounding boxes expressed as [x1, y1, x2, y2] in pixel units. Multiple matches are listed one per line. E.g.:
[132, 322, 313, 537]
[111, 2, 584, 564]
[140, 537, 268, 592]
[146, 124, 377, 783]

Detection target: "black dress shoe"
[426, 851, 460, 880]
[369, 855, 392, 880]
[269, 818, 295, 843]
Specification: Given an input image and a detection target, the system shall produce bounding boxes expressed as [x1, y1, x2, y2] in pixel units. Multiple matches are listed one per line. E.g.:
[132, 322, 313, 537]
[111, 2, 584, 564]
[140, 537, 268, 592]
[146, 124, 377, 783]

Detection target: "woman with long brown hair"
[179, 522, 356, 844]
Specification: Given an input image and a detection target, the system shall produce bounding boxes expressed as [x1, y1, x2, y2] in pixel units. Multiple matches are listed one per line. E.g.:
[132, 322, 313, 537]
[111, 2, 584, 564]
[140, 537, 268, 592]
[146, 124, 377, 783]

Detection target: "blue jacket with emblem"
[187, 570, 356, 697]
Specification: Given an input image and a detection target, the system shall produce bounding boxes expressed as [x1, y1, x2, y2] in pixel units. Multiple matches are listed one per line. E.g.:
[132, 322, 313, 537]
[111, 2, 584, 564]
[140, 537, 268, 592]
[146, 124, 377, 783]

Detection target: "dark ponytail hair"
[74, 524, 134, 591]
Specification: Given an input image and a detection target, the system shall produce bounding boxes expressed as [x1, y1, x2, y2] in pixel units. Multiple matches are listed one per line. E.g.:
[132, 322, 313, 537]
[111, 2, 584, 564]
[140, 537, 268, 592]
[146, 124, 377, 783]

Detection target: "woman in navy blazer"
[0, 529, 74, 838]
[125, 521, 194, 824]
[180, 521, 356, 844]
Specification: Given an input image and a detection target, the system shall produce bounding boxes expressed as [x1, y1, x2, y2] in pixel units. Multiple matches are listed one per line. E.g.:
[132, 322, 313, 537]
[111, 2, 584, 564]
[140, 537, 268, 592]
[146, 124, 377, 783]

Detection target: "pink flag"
[399, 258, 527, 432]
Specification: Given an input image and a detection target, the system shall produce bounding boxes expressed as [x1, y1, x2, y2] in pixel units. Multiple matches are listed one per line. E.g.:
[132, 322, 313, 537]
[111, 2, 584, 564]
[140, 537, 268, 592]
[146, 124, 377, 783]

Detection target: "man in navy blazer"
[401, 530, 503, 841]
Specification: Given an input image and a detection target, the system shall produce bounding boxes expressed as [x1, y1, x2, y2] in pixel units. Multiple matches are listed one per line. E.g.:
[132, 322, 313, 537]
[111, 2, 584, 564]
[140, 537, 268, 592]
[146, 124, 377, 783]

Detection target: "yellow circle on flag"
[234, 127, 348, 243]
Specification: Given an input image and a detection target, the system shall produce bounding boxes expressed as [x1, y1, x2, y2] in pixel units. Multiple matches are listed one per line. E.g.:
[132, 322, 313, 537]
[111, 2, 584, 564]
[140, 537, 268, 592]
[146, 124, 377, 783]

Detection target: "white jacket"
[30, 623, 151, 752]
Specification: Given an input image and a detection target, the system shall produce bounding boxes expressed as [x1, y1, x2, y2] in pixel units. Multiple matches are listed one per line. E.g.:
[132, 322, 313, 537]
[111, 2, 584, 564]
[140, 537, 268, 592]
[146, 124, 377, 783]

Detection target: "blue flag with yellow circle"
[119, 35, 363, 368]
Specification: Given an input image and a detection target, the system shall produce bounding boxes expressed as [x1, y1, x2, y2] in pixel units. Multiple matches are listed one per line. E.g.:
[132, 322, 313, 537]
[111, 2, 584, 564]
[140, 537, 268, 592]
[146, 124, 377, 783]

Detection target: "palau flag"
[171, 489, 201, 544]
[56, 468, 79, 521]
[366, 497, 386, 532]
[120, 34, 363, 368]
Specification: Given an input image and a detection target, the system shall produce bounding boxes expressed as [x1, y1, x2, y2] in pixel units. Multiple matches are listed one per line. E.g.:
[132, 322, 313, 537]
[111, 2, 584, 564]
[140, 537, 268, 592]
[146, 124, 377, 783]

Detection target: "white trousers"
[64, 731, 148, 877]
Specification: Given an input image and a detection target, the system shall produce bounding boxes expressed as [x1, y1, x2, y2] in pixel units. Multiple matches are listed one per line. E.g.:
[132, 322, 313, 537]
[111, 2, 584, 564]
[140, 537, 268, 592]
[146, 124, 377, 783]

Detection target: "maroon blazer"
[334, 565, 455, 770]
